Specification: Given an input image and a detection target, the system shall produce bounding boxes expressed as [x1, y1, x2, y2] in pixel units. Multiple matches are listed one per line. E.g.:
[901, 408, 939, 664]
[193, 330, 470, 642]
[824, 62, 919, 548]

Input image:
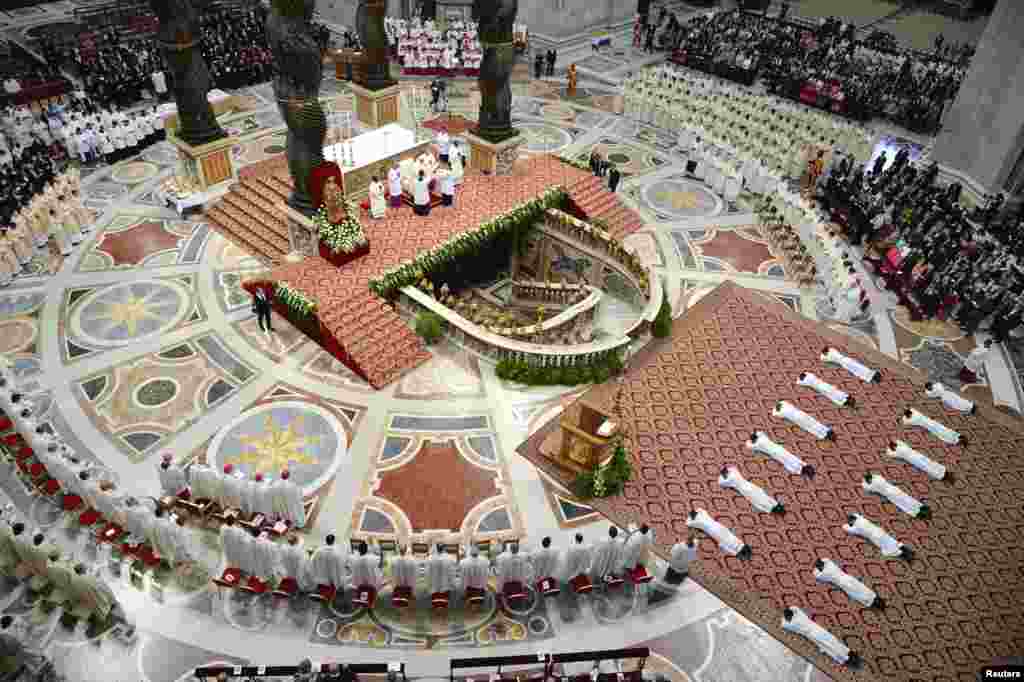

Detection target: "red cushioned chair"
[536, 577, 560, 597]
[0, 416, 12, 431]
[570, 574, 593, 595]
[40, 478, 61, 497]
[502, 581, 527, 605]
[391, 585, 412, 608]
[2, 433, 22, 447]
[62, 494, 83, 512]
[311, 583, 337, 604]
[628, 564, 653, 585]
[78, 508, 101, 527]
[430, 590, 450, 609]
[352, 585, 377, 609]
[272, 576, 299, 599]
[28, 461, 45, 479]
[16, 446, 33, 461]
[213, 567, 243, 589]
[241, 575, 269, 596]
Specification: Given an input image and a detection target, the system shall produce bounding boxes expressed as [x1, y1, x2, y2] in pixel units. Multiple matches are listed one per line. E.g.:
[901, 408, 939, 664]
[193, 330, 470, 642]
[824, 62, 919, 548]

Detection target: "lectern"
[555, 397, 618, 474]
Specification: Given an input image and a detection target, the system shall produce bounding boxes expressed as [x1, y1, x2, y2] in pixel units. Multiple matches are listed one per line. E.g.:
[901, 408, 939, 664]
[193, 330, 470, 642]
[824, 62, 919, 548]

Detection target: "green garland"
[275, 282, 316, 317]
[313, 201, 368, 254]
[556, 155, 591, 172]
[369, 187, 567, 299]
[495, 352, 623, 386]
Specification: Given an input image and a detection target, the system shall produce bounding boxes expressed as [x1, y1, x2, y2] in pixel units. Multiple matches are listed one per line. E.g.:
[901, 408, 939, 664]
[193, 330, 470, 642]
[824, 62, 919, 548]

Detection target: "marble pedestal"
[350, 82, 401, 128]
[463, 131, 523, 176]
[280, 204, 320, 258]
[169, 134, 236, 191]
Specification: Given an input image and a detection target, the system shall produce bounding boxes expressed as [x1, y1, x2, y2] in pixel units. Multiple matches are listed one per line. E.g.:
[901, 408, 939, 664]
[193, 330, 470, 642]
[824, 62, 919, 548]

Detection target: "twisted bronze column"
[472, 0, 518, 141]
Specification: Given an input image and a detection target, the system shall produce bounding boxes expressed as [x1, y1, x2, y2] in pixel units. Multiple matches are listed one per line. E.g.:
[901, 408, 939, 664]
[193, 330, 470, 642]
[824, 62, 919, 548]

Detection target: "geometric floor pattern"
[1, 1, 1019, 679]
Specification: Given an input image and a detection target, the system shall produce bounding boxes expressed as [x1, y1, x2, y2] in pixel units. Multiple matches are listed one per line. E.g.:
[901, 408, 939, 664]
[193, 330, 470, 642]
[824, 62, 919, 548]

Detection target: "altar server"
[924, 381, 975, 414]
[219, 517, 252, 572]
[589, 526, 623, 582]
[719, 466, 784, 514]
[843, 513, 912, 560]
[885, 440, 948, 481]
[413, 170, 431, 216]
[960, 338, 992, 384]
[276, 535, 313, 589]
[773, 400, 835, 441]
[563, 533, 591, 582]
[220, 463, 245, 511]
[782, 607, 859, 666]
[158, 453, 188, 498]
[664, 538, 698, 584]
[814, 559, 883, 608]
[449, 142, 464, 185]
[271, 469, 304, 528]
[310, 534, 346, 588]
[387, 163, 402, 208]
[821, 346, 880, 383]
[349, 541, 382, 589]
[862, 473, 930, 519]
[687, 509, 751, 559]
[531, 537, 560, 585]
[459, 546, 489, 593]
[393, 545, 420, 593]
[900, 408, 964, 446]
[746, 431, 815, 477]
[798, 372, 853, 407]
[619, 524, 654, 573]
[242, 472, 265, 518]
[368, 176, 386, 218]
[495, 542, 530, 590]
[427, 544, 456, 595]
[249, 531, 277, 580]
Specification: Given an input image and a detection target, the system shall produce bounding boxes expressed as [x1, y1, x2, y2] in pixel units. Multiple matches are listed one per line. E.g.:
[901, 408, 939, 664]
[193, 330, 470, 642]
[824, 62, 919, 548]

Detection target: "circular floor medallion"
[133, 377, 180, 409]
[0, 318, 38, 354]
[110, 160, 160, 185]
[70, 280, 191, 348]
[641, 179, 723, 219]
[516, 122, 573, 154]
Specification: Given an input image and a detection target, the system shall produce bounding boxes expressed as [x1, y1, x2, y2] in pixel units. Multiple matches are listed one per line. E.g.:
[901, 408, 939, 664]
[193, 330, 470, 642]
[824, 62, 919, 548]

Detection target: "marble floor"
[3, 5, 1023, 682]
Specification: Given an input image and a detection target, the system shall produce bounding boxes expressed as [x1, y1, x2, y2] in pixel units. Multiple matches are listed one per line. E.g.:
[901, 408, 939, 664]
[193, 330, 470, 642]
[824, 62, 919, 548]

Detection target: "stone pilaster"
[281, 205, 320, 257]
[463, 131, 522, 176]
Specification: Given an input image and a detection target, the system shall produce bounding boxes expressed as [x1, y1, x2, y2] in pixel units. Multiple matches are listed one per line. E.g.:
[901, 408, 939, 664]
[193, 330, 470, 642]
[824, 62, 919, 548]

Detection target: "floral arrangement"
[313, 201, 368, 255]
[369, 187, 567, 299]
[572, 442, 633, 499]
[275, 282, 316, 317]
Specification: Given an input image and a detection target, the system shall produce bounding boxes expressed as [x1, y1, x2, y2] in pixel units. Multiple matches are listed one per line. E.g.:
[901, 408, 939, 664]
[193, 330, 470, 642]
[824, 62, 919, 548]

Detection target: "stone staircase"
[565, 175, 645, 240]
[204, 171, 294, 265]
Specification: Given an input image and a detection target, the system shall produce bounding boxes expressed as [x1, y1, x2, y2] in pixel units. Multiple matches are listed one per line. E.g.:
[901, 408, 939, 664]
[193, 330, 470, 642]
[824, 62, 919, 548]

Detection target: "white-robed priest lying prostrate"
[773, 401, 835, 441]
[718, 466, 784, 514]
[843, 513, 914, 560]
[782, 607, 861, 666]
[746, 431, 815, 477]
[862, 472, 931, 519]
[924, 381, 976, 414]
[814, 559, 884, 608]
[798, 372, 854, 407]
[821, 346, 880, 383]
[686, 509, 752, 559]
[901, 408, 966, 446]
[885, 440, 950, 481]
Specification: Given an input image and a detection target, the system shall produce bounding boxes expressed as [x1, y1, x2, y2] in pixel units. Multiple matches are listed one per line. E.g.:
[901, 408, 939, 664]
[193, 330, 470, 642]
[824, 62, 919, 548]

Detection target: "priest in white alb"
[885, 440, 949, 481]
[814, 558, 884, 608]
[531, 537, 560, 594]
[349, 541, 382, 591]
[310, 534, 346, 588]
[427, 544, 456, 597]
[843, 513, 913, 560]
[158, 453, 188, 498]
[862, 472, 930, 519]
[589, 526, 624, 583]
[821, 346, 880, 383]
[276, 535, 314, 592]
[392, 546, 420, 599]
[495, 543, 530, 592]
[219, 517, 252, 573]
[619, 524, 654, 575]
[746, 431, 815, 477]
[773, 400, 835, 441]
[686, 509, 751, 559]
[782, 607, 860, 666]
[924, 381, 975, 414]
[271, 470, 305, 528]
[664, 538, 698, 585]
[220, 464, 245, 511]
[719, 466, 784, 513]
[564, 533, 591, 587]
[900, 408, 965, 446]
[797, 372, 854, 407]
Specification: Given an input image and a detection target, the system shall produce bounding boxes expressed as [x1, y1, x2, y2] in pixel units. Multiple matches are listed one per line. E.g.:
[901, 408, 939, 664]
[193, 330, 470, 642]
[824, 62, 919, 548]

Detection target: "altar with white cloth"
[321, 123, 430, 199]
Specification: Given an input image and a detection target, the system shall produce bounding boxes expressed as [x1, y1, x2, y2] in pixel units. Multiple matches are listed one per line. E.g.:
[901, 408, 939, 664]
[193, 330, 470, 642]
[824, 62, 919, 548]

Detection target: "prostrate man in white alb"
[843, 513, 913, 560]
[719, 466, 784, 514]
[885, 440, 950, 481]
[821, 346, 880, 383]
[746, 431, 815, 478]
[900, 408, 965, 446]
[862, 472, 930, 519]
[924, 381, 975, 414]
[782, 607, 860, 666]
[773, 400, 835, 441]
[686, 509, 751, 559]
[797, 372, 854, 407]
[813, 559, 883, 609]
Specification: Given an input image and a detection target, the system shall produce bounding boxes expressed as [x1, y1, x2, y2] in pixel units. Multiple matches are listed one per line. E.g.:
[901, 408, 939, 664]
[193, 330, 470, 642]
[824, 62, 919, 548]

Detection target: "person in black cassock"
[252, 288, 273, 333]
[608, 165, 621, 192]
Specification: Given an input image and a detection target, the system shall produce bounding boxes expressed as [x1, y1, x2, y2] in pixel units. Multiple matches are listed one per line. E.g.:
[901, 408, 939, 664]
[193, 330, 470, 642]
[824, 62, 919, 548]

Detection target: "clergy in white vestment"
[686, 509, 751, 559]
[563, 533, 591, 582]
[843, 513, 912, 560]
[781, 607, 859, 666]
[798, 372, 853, 407]
[924, 381, 975, 414]
[862, 473, 930, 519]
[664, 538, 698, 584]
[26, 422, 56, 456]
[901, 408, 964, 446]
[277, 536, 314, 590]
[746, 431, 815, 477]
[158, 453, 188, 497]
[814, 559, 883, 608]
[619, 524, 654, 572]
[150, 508, 180, 563]
[219, 518, 252, 572]
[220, 464, 245, 510]
[821, 346, 880, 383]
[392, 546, 420, 592]
[369, 177, 386, 219]
[122, 498, 153, 544]
[427, 544, 456, 595]
[271, 470, 305, 528]
[961, 338, 992, 382]
[589, 526, 624, 582]
[249, 532, 278, 580]
[387, 163, 403, 208]
[189, 464, 219, 502]
[349, 541, 382, 589]
[885, 440, 948, 481]
[718, 466, 784, 514]
[243, 472, 268, 519]
[310, 534, 346, 588]
[14, 405, 41, 444]
[773, 401, 835, 441]
[531, 537, 560, 585]
[495, 544, 530, 591]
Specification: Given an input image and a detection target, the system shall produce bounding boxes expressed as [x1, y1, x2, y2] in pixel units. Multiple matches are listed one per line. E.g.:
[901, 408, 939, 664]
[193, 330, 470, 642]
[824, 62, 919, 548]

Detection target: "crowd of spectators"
[0, 42, 69, 107]
[667, 9, 970, 134]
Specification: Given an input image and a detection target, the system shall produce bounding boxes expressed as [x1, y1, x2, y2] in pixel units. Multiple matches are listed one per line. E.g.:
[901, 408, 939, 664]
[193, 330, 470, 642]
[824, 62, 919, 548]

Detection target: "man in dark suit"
[608, 164, 621, 192]
[252, 288, 273, 333]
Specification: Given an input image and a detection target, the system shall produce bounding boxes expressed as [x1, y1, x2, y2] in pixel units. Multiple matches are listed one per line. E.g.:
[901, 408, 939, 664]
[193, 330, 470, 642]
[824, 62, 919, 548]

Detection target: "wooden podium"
[554, 397, 617, 474]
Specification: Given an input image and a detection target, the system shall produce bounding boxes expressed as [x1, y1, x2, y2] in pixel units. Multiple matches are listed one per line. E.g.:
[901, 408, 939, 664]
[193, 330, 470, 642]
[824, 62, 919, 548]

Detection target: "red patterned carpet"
[518, 282, 1024, 682]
